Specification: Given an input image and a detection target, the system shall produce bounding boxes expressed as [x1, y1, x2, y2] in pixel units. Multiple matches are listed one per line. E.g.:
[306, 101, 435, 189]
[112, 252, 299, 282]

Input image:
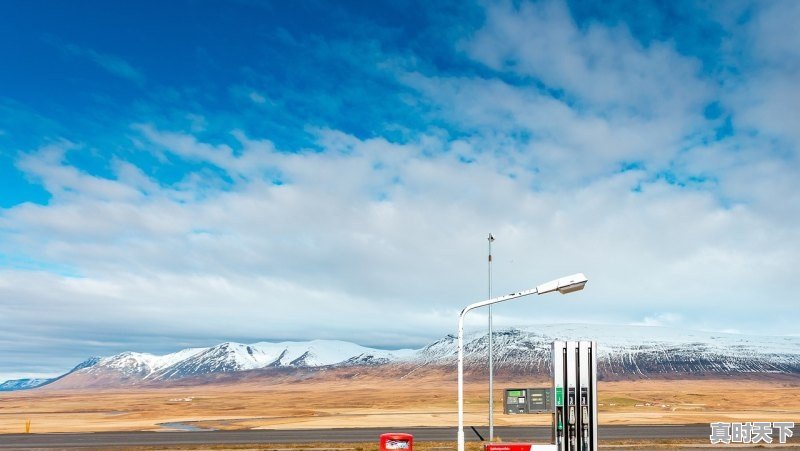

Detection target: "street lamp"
[456, 273, 588, 451]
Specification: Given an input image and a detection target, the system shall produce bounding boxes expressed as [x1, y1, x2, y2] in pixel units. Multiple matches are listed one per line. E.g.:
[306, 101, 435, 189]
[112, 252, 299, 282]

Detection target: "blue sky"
[1, 0, 798, 380]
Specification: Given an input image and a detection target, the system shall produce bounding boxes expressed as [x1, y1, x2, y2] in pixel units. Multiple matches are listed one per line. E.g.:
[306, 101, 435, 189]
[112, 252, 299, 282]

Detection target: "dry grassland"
[1, 370, 798, 434]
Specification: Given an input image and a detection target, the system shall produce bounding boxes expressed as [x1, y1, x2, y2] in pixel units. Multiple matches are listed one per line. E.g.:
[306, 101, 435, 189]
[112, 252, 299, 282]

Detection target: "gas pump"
[484, 340, 597, 451]
[552, 341, 565, 448]
[552, 341, 597, 451]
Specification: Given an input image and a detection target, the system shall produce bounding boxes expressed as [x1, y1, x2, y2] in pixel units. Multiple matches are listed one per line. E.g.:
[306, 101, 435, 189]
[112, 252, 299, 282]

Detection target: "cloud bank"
[0, 0, 797, 379]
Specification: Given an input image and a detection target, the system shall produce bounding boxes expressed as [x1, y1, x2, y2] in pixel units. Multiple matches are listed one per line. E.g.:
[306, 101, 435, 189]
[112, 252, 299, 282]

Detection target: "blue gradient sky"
[1, 0, 798, 380]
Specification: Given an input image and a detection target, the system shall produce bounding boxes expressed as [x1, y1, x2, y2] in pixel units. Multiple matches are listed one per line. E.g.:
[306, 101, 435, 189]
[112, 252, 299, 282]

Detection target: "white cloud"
[15, 143, 146, 202]
[229, 85, 274, 107]
[2, 123, 796, 368]
[631, 313, 682, 327]
[249, 91, 267, 104]
[2, 0, 798, 377]
[465, 0, 710, 115]
[401, 73, 695, 187]
[135, 124, 278, 180]
[726, 1, 800, 157]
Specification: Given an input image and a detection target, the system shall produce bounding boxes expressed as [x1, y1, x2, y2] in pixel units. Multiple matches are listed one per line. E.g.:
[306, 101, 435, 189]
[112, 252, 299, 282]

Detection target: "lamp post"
[457, 273, 588, 451]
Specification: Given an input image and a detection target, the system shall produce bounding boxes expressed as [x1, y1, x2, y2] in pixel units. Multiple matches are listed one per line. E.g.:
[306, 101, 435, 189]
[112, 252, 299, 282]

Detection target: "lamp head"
[536, 273, 588, 295]
[558, 279, 587, 294]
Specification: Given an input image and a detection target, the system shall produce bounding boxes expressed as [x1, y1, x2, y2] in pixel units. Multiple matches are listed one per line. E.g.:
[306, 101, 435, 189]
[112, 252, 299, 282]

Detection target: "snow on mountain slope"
[7, 324, 799, 390]
[72, 339, 416, 382]
[0, 378, 52, 391]
[152, 342, 279, 379]
[248, 340, 416, 367]
[83, 347, 207, 379]
[416, 324, 800, 376]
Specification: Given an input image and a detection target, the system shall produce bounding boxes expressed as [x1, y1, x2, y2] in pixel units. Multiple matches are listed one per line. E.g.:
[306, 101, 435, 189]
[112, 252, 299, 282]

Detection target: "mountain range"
[4, 324, 799, 391]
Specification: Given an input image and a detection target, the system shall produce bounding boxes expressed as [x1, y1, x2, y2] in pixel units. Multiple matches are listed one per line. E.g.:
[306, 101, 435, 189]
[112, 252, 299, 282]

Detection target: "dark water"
[158, 421, 215, 432]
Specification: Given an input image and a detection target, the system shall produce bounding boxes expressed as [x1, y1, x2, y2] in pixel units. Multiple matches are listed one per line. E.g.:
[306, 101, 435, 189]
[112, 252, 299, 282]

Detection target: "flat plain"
[1, 368, 799, 435]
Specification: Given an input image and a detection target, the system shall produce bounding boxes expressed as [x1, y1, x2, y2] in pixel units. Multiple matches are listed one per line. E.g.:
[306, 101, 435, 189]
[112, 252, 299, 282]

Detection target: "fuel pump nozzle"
[556, 407, 564, 446]
[580, 388, 590, 451]
[567, 388, 577, 451]
[568, 405, 576, 451]
[581, 405, 589, 451]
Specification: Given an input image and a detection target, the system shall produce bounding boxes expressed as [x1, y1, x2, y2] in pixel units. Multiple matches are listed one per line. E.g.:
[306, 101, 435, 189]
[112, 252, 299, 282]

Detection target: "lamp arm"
[459, 287, 541, 317]
[455, 273, 586, 451]
[457, 287, 540, 451]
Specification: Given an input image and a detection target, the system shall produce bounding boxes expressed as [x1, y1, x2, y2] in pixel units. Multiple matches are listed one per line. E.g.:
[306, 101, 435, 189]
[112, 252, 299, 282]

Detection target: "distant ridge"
[415, 324, 800, 377]
[0, 357, 101, 391]
[5, 324, 799, 390]
[0, 378, 52, 391]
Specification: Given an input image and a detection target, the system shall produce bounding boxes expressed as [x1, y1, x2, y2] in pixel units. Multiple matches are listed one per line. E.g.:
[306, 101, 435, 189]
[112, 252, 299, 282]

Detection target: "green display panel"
[528, 388, 551, 412]
[504, 387, 552, 414]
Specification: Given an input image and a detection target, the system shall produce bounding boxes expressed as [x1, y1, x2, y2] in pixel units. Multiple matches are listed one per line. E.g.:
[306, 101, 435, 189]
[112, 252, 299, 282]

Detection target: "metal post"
[488, 233, 495, 441]
[457, 311, 466, 451]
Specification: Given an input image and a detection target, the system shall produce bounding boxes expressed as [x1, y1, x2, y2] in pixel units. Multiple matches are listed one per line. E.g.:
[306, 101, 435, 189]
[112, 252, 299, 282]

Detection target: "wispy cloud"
[45, 36, 145, 85]
[631, 313, 682, 327]
[465, 0, 710, 114]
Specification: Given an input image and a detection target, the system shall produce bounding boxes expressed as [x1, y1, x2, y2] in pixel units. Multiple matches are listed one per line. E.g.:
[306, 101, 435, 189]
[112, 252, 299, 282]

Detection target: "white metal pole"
[456, 273, 587, 451]
[458, 287, 540, 451]
[488, 233, 494, 441]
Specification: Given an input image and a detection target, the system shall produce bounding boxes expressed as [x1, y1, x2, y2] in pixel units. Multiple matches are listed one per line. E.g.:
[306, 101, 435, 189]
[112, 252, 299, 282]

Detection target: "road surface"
[0, 424, 772, 448]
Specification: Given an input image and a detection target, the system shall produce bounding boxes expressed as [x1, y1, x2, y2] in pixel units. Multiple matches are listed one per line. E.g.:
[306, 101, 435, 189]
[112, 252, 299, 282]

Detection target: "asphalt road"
[0, 424, 739, 448]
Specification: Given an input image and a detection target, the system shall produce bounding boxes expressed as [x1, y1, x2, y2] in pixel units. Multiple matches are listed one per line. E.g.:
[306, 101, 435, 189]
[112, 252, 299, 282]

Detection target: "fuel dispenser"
[551, 341, 597, 451]
[485, 341, 597, 451]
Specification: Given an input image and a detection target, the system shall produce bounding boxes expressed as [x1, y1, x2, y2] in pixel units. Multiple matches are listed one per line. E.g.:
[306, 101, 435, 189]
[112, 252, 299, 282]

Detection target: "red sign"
[484, 444, 531, 451]
[379, 433, 413, 451]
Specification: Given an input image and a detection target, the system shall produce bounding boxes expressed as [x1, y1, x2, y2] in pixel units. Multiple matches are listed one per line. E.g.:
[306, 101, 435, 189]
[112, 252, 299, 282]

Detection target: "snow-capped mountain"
[0, 357, 103, 391]
[4, 324, 799, 390]
[85, 347, 207, 379]
[63, 339, 416, 386]
[418, 324, 800, 376]
[0, 378, 53, 391]
[149, 340, 414, 380]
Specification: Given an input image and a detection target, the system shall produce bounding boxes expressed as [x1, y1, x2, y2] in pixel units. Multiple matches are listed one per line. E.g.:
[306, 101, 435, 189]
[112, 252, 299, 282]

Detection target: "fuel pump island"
[550, 340, 598, 451]
[476, 341, 597, 451]
[456, 273, 595, 451]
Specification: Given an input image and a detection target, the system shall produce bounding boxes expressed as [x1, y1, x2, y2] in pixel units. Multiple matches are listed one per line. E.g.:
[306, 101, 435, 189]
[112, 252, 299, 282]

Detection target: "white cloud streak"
[46, 36, 145, 85]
